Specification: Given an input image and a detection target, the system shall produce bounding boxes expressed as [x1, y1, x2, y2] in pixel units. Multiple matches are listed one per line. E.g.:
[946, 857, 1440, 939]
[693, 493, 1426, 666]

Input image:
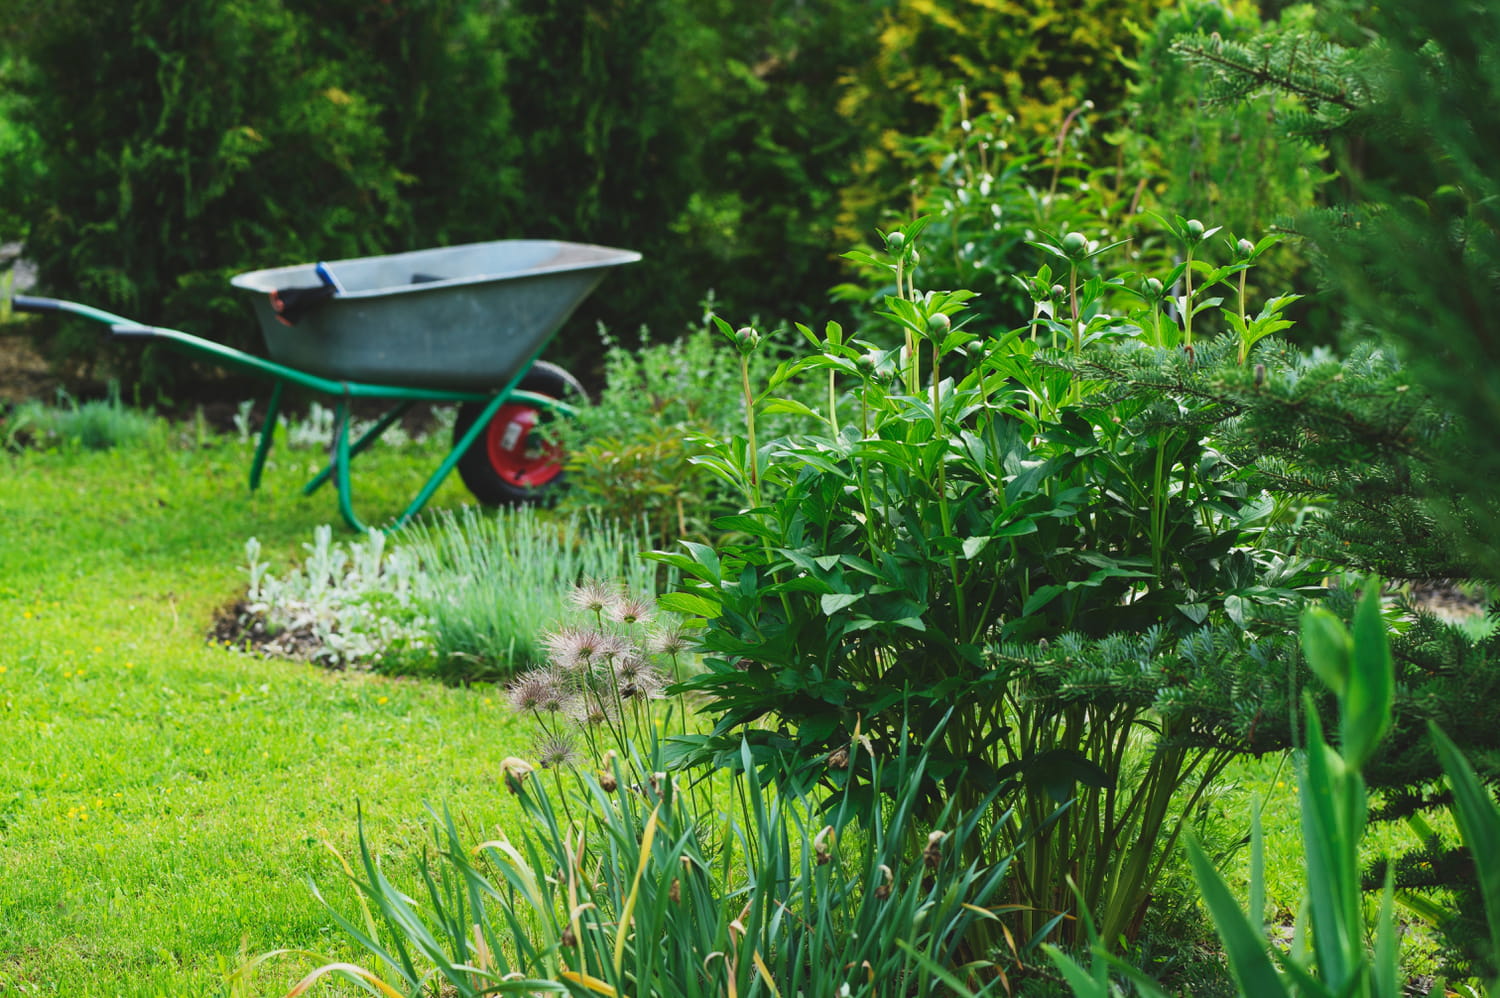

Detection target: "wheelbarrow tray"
[230, 239, 640, 390]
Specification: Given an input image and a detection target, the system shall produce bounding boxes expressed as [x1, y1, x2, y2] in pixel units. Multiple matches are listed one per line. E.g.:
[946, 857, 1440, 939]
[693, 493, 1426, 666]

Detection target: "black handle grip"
[10, 295, 63, 314]
[109, 324, 160, 339]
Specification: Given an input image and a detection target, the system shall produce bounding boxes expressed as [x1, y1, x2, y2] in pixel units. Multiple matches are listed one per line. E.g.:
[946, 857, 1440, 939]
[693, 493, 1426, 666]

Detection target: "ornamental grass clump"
[405, 506, 657, 683]
[244, 723, 1019, 998]
[2, 383, 160, 452]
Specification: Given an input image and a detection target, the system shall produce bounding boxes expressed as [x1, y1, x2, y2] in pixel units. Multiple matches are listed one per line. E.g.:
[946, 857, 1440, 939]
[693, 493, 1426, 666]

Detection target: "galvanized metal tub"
[230, 239, 640, 390]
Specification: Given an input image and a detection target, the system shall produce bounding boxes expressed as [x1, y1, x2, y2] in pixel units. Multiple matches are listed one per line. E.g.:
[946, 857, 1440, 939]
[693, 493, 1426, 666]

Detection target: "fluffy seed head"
[544, 627, 609, 672]
[568, 578, 622, 616]
[650, 625, 691, 658]
[507, 670, 559, 713]
[609, 595, 656, 627]
[535, 733, 580, 770]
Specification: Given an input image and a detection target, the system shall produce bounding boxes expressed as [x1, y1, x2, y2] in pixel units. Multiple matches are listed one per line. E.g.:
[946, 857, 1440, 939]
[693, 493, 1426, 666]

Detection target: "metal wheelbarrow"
[11, 239, 640, 530]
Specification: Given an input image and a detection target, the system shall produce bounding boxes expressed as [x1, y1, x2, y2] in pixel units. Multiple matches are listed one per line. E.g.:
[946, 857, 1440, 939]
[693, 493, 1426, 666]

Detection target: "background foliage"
[0, 0, 1267, 397]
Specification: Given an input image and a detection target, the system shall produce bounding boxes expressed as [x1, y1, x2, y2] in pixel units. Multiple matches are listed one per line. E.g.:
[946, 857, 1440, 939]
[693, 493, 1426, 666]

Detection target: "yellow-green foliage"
[836, 0, 1173, 239]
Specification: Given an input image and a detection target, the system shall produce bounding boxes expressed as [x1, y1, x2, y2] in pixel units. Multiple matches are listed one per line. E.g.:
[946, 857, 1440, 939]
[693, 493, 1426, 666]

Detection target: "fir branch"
[1171, 31, 1362, 116]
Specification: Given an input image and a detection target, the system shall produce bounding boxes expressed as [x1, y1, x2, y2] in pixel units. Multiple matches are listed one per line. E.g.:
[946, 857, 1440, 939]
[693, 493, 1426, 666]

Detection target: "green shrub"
[556, 317, 813, 549]
[656, 222, 1341, 950]
[837, 102, 1159, 336]
[1049, 583, 1500, 998]
[663, 0, 881, 330]
[1124, 1, 1330, 294]
[1166, 10, 1500, 973]
[0, 0, 414, 393]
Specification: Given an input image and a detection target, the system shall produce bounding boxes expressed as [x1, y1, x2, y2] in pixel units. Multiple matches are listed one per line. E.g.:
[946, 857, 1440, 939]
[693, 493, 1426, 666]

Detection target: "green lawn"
[0, 432, 540, 996]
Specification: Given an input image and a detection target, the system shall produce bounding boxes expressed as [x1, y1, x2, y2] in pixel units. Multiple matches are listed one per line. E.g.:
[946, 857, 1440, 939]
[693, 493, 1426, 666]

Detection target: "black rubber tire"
[452, 360, 587, 506]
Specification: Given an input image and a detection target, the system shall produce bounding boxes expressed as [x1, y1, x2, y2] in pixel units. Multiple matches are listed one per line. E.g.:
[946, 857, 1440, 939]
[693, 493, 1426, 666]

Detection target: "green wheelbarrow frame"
[10, 294, 578, 533]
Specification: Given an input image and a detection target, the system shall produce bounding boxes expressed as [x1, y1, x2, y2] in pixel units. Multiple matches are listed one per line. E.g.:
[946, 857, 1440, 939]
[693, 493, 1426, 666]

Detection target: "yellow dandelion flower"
[377, 696, 389, 705]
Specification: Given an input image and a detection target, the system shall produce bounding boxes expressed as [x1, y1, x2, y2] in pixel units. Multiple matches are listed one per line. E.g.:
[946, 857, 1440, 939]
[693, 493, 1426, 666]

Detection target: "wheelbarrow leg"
[386, 391, 512, 531]
[330, 401, 370, 533]
[302, 400, 414, 497]
[248, 380, 285, 493]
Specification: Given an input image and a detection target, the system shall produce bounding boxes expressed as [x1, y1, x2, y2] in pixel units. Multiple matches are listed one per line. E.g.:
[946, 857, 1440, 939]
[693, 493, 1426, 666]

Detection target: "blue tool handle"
[314, 262, 347, 295]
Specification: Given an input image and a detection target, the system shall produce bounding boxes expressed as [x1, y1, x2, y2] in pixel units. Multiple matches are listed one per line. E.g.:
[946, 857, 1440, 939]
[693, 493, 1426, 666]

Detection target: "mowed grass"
[0, 426, 544, 996]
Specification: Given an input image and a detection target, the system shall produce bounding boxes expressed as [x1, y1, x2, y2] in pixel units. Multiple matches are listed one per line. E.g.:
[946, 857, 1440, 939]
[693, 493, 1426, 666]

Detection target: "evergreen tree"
[1170, 3, 1500, 977]
[1171, 2, 1500, 576]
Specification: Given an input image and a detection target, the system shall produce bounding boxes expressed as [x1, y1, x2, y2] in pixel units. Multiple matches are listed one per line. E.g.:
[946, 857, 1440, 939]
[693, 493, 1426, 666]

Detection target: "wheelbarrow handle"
[11, 294, 63, 313]
[109, 324, 160, 339]
[12, 297, 161, 340]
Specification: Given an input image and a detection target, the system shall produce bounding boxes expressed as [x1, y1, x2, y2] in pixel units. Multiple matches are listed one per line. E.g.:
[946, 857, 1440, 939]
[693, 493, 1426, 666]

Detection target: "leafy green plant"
[245, 726, 1017, 998]
[836, 95, 1163, 338]
[556, 317, 813, 549]
[655, 223, 1330, 951]
[404, 506, 656, 683]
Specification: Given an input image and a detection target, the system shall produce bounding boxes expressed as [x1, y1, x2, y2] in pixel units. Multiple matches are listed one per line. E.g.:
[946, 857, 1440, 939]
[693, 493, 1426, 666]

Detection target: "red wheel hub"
[484, 404, 563, 488]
